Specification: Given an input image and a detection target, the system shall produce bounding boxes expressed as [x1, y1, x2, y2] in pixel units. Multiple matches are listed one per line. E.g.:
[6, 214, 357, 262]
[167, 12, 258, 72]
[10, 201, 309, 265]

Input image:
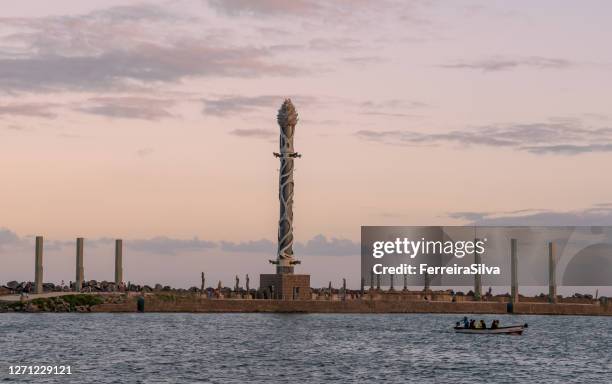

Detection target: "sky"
[1, 0, 611, 290]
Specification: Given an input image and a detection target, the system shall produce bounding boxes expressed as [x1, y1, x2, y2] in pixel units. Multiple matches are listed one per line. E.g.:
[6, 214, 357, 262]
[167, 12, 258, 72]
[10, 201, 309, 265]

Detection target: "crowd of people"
[456, 316, 500, 329]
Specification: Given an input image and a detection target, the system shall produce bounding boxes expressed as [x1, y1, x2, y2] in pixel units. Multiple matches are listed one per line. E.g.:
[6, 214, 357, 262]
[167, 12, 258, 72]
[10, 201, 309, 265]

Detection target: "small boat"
[454, 324, 527, 335]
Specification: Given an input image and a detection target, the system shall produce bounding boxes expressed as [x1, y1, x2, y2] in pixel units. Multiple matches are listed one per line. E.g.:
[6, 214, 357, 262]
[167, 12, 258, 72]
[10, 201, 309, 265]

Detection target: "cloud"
[440, 56, 574, 72]
[203, 95, 282, 116]
[521, 143, 612, 155]
[77, 97, 175, 120]
[295, 234, 359, 256]
[126, 237, 217, 255]
[221, 235, 361, 258]
[0, 228, 21, 250]
[202, 95, 315, 116]
[220, 239, 274, 253]
[449, 206, 612, 226]
[356, 121, 612, 155]
[342, 56, 383, 66]
[356, 99, 428, 118]
[0, 44, 296, 92]
[309, 37, 361, 51]
[205, 0, 407, 24]
[136, 148, 154, 157]
[0, 230, 357, 257]
[229, 129, 276, 139]
[205, 0, 324, 17]
[0, 5, 299, 93]
[0, 103, 59, 118]
[221, 235, 359, 256]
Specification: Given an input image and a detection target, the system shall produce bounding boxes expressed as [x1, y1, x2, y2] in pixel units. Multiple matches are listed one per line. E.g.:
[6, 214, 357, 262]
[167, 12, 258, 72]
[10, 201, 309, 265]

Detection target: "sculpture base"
[260, 273, 311, 300]
[276, 265, 294, 274]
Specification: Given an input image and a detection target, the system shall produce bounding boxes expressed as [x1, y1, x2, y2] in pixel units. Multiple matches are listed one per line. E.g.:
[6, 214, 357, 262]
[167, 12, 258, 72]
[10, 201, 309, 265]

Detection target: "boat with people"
[454, 317, 528, 335]
[454, 324, 527, 335]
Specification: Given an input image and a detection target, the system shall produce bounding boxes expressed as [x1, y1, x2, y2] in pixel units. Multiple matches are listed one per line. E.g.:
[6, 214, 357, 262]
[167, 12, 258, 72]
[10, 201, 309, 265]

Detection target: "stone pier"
[115, 239, 123, 286]
[34, 236, 43, 294]
[473, 237, 482, 300]
[75, 237, 84, 292]
[548, 241, 557, 303]
[511, 238, 519, 303]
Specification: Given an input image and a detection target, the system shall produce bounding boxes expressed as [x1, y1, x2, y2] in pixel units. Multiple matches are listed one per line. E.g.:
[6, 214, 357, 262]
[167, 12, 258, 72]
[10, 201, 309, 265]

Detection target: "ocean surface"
[1, 313, 610, 383]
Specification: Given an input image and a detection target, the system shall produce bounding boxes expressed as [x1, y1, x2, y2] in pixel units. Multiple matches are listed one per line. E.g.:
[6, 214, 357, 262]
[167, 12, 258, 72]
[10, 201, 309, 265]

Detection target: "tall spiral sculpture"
[272, 99, 301, 274]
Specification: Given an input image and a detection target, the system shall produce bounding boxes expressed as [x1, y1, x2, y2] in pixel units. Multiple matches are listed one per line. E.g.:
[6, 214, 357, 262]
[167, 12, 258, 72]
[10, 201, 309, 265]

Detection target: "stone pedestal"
[260, 273, 311, 300]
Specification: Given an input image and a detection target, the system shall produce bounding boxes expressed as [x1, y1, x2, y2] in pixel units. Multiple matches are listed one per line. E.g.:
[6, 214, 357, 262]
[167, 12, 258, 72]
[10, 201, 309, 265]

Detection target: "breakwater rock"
[0, 294, 125, 313]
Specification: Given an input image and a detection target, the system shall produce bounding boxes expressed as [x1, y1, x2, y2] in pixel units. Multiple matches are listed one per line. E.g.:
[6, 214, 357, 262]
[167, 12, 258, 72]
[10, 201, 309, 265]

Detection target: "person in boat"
[479, 320, 486, 329]
[490, 320, 499, 329]
[469, 319, 476, 329]
[463, 316, 469, 328]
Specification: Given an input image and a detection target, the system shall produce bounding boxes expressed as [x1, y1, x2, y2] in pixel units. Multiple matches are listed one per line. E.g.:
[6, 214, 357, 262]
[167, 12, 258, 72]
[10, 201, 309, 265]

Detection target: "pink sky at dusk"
[1, 0, 611, 289]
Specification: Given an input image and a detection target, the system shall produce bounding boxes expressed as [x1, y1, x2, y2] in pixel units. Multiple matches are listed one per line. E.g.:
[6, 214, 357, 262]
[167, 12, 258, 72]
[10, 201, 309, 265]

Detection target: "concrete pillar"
[201, 272, 205, 295]
[424, 271, 431, 291]
[34, 236, 43, 294]
[548, 241, 557, 303]
[360, 277, 365, 295]
[389, 274, 394, 291]
[370, 270, 374, 290]
[511, 238, 519, 303]
[403, 273, 408, 291]
[75, 237, 84, 292]
[115, 239, 123, 286]
[474, 237, 482, 300]
[376, 274, 381, 290]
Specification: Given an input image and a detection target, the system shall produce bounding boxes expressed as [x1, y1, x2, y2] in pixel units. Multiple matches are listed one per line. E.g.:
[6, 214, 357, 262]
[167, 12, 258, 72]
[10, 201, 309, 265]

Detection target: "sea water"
[1, 313, 610, 383]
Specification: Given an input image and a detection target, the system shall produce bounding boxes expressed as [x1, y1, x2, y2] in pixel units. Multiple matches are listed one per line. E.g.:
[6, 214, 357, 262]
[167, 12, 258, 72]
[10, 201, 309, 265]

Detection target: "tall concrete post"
[389, 274, 394, 291]
[370, 270, 374, 290]
[474, 237, 482, 300]
[424, 271, 431, 292]
[548, 241, 557, 303]
[201, 272, 205, 295]
[115, 239, 123, 286]
[403, 273, 408, 291]
[511, 238, 519, 303]
[34, 236, 43, 294]
[271, 99, 300, 274]
[376, 274, 381, 290]
[75, 237, 84, 292]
